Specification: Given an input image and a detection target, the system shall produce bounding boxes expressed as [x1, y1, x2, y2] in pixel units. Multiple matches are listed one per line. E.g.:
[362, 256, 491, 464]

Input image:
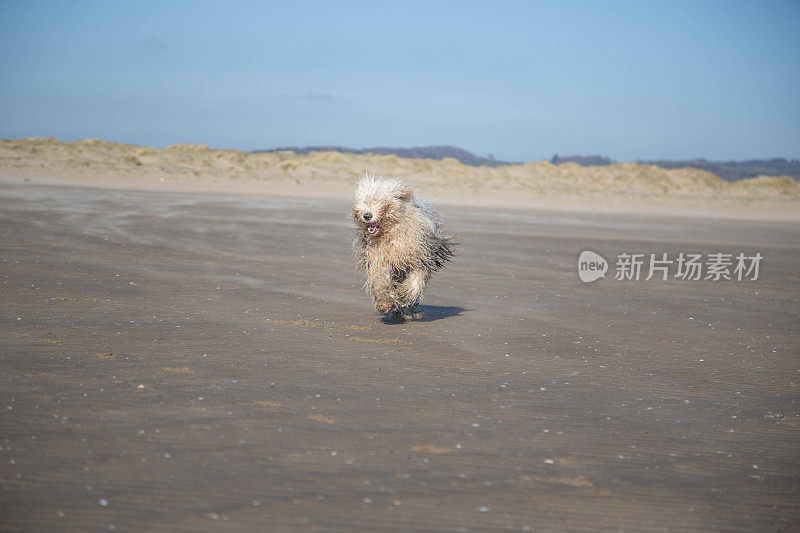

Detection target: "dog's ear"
[396, 187, 413, 200]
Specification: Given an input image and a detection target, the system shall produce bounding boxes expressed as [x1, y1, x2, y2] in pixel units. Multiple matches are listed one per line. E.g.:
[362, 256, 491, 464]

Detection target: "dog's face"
[352, 177, 412, 238]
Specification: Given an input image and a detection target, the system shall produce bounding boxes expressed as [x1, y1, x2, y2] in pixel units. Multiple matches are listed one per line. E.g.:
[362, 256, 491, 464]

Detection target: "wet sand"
[1, 182, 798, 531]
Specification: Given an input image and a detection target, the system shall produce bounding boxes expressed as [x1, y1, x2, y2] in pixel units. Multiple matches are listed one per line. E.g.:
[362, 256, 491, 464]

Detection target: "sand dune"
[1, 137, 798, 219]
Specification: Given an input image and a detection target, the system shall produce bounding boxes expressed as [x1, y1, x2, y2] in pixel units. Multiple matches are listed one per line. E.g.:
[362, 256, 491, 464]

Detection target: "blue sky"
[1, 0, 798, 161]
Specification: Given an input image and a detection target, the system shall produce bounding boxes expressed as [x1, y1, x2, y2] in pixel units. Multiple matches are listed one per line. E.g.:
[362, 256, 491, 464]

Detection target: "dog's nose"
[362, 212, 372, 221]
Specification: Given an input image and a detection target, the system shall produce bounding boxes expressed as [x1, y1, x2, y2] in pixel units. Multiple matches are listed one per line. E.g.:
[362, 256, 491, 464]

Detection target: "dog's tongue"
[367, 223, 379, 235]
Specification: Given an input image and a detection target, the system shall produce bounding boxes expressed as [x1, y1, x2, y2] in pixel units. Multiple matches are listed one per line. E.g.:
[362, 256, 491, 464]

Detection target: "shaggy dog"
[351, 174, 455, 320]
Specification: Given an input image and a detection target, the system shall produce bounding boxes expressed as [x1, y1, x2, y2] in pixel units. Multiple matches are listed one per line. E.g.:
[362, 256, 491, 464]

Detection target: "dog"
[350, 174, 456, 320]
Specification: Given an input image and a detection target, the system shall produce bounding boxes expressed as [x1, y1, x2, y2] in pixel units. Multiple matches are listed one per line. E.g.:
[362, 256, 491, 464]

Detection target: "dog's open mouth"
[366, 222, 380, 235]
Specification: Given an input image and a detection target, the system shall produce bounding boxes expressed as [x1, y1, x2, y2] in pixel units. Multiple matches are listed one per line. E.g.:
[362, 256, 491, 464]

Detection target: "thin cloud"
[144, 32, 168, 51]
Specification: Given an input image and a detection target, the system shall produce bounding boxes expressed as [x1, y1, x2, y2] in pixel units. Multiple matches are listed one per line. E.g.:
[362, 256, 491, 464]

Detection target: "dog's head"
[351, 174, 413, 238]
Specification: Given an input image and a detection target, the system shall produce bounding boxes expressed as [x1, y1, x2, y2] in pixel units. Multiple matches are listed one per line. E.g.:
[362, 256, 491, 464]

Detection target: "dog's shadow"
[380, 304, 467, 324]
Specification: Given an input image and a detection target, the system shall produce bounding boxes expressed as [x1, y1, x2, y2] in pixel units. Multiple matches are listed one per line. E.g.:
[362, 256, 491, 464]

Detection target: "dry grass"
[2, 137, 798, 205]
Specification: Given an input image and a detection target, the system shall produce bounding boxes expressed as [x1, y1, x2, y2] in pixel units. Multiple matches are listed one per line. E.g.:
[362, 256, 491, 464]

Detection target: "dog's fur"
[351, 174, 455, 320]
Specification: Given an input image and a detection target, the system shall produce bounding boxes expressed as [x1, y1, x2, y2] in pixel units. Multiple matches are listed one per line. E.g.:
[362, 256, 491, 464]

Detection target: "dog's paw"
[406, 305, 424, 320]
[376, 301, 394, 313]
[390, 310, 408, 322]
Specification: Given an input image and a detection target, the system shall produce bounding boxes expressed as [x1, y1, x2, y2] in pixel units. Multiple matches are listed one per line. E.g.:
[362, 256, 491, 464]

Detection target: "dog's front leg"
[368, 263, 397, 313]
[401, 269, 426, 307]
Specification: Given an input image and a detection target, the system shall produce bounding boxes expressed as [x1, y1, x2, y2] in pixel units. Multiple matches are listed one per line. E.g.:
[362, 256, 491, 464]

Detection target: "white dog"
[351, 174, 456, 320]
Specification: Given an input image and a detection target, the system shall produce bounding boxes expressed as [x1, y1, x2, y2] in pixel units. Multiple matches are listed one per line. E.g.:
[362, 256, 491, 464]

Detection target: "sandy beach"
[1, 174, 798, 530]
[4, 0, 799, 528]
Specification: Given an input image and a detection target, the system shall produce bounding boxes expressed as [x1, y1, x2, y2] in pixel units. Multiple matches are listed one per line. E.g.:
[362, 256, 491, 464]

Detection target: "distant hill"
[636, 158, 800, 182]
[254, 145, 512, 167]
[254, 145, 799, 181]
[551, 154, 613, 166]
[551, 154, 799, 181]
